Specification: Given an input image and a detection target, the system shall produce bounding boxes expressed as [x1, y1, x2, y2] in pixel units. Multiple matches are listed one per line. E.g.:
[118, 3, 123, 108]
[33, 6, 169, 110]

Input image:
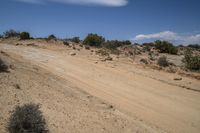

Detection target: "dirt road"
[1, 43, 200, 133]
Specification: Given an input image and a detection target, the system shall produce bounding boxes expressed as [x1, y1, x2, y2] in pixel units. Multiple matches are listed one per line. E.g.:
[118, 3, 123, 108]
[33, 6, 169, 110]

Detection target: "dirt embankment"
[0, 43, 200, 133]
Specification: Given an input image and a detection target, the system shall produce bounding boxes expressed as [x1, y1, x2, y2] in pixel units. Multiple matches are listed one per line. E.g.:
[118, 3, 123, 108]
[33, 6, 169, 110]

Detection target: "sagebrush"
[182, 49, 200, 71]
[7, 103, 48, 133]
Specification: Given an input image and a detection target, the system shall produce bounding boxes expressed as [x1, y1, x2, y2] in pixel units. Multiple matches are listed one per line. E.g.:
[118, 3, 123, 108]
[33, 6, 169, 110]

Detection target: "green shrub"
[154, 40, 178, 54]
[102, 40, 131, 50]
[20, 32, 30, 40]
[157, 56, 169, 67]
[47, 34, 56, 40]
[0, 58, 8, 72]
[7, 103, 48, 133]
[83, 33, 105, 47]
[182, 49, 200, 71]
[3, 29, 20, 38]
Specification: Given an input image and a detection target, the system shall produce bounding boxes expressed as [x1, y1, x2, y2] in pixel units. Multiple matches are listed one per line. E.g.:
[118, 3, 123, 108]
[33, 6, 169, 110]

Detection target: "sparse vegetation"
[157, 56, 169, 67]
[3, 29, 20, 38]
[154, 40, 178, 55]
[83, 33, 105, 47]
[102, 40, 131, 50]
[7, 103, 48, 133]
[20, 32, 30, 40]
[182, 49, 200, 71]
[96, 49, 109, 56]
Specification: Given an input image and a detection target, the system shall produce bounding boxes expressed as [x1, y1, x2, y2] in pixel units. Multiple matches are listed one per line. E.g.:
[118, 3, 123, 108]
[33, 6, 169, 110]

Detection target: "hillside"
[0, 39, 200, 133]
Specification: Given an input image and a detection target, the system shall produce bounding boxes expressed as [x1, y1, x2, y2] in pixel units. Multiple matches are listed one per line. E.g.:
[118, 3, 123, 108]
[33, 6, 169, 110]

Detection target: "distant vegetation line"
[0, 29, 199, 47]
[0, 29, 200, 71]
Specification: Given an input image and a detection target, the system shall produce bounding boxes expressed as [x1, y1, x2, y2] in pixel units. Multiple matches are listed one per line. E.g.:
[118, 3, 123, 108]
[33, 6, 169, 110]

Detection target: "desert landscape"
[0, 36, 200, 133]
[1, 0, 200, 132]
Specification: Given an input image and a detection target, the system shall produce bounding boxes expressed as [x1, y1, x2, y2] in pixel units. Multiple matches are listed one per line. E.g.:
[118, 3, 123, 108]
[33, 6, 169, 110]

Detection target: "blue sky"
[0, 0, 200, 44]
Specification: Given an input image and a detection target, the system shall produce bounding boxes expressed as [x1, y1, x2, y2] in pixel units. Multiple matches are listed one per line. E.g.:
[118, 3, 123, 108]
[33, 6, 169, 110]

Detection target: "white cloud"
[132, 31, 200, 45]
[14, 0, 128, 6]
[184, 34, 200, 44]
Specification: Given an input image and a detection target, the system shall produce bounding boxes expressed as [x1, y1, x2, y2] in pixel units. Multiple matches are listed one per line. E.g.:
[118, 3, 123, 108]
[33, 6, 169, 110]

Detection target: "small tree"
[83, 33, 105, 47]
[20, 32, 30, 40]
[7, 103, 48, 133]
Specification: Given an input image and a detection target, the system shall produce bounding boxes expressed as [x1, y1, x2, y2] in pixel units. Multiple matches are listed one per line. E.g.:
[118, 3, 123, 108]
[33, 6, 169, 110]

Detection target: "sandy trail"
[1, 44, 200, 133]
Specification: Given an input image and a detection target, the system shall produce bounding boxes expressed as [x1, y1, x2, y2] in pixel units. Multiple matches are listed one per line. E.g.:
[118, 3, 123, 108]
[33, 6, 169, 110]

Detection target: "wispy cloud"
[14, 0, 128, 6]
[132, 31, 200, 45]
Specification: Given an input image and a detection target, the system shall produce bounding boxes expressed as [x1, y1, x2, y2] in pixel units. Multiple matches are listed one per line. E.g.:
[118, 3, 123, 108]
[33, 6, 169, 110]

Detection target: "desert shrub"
[83, 33, 105, 47]
[188, 44, 200, 50]
[71, 37, 80, 43]
[63, 41, 69, 46]
[7, 103, 48, 133]
[3, 29, 20, 38]
[0, 58, 8, 72]
[85, 46, 90, 50]
[154, 40, 178, 54]
[182, 49, 200, 71]
[20, 32, 30, 40]
[102, 40, 131, 50]
[47, 34, 56, 40]
[157, 56, 169, 67]
[96, 49, 109, 56]
[140, 58, 148, 64]
[143, 45, 151, 52]
[0, 34, 3, 38]
[142, 42, 154, 47]
[110, 49, 120, 55]
[148, 52, 156, 61]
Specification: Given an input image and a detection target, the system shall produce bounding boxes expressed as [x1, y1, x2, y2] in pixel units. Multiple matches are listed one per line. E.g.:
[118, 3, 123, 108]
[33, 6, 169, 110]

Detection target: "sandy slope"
[0, 43, 200, 133]
[0, 48, 147, 133]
